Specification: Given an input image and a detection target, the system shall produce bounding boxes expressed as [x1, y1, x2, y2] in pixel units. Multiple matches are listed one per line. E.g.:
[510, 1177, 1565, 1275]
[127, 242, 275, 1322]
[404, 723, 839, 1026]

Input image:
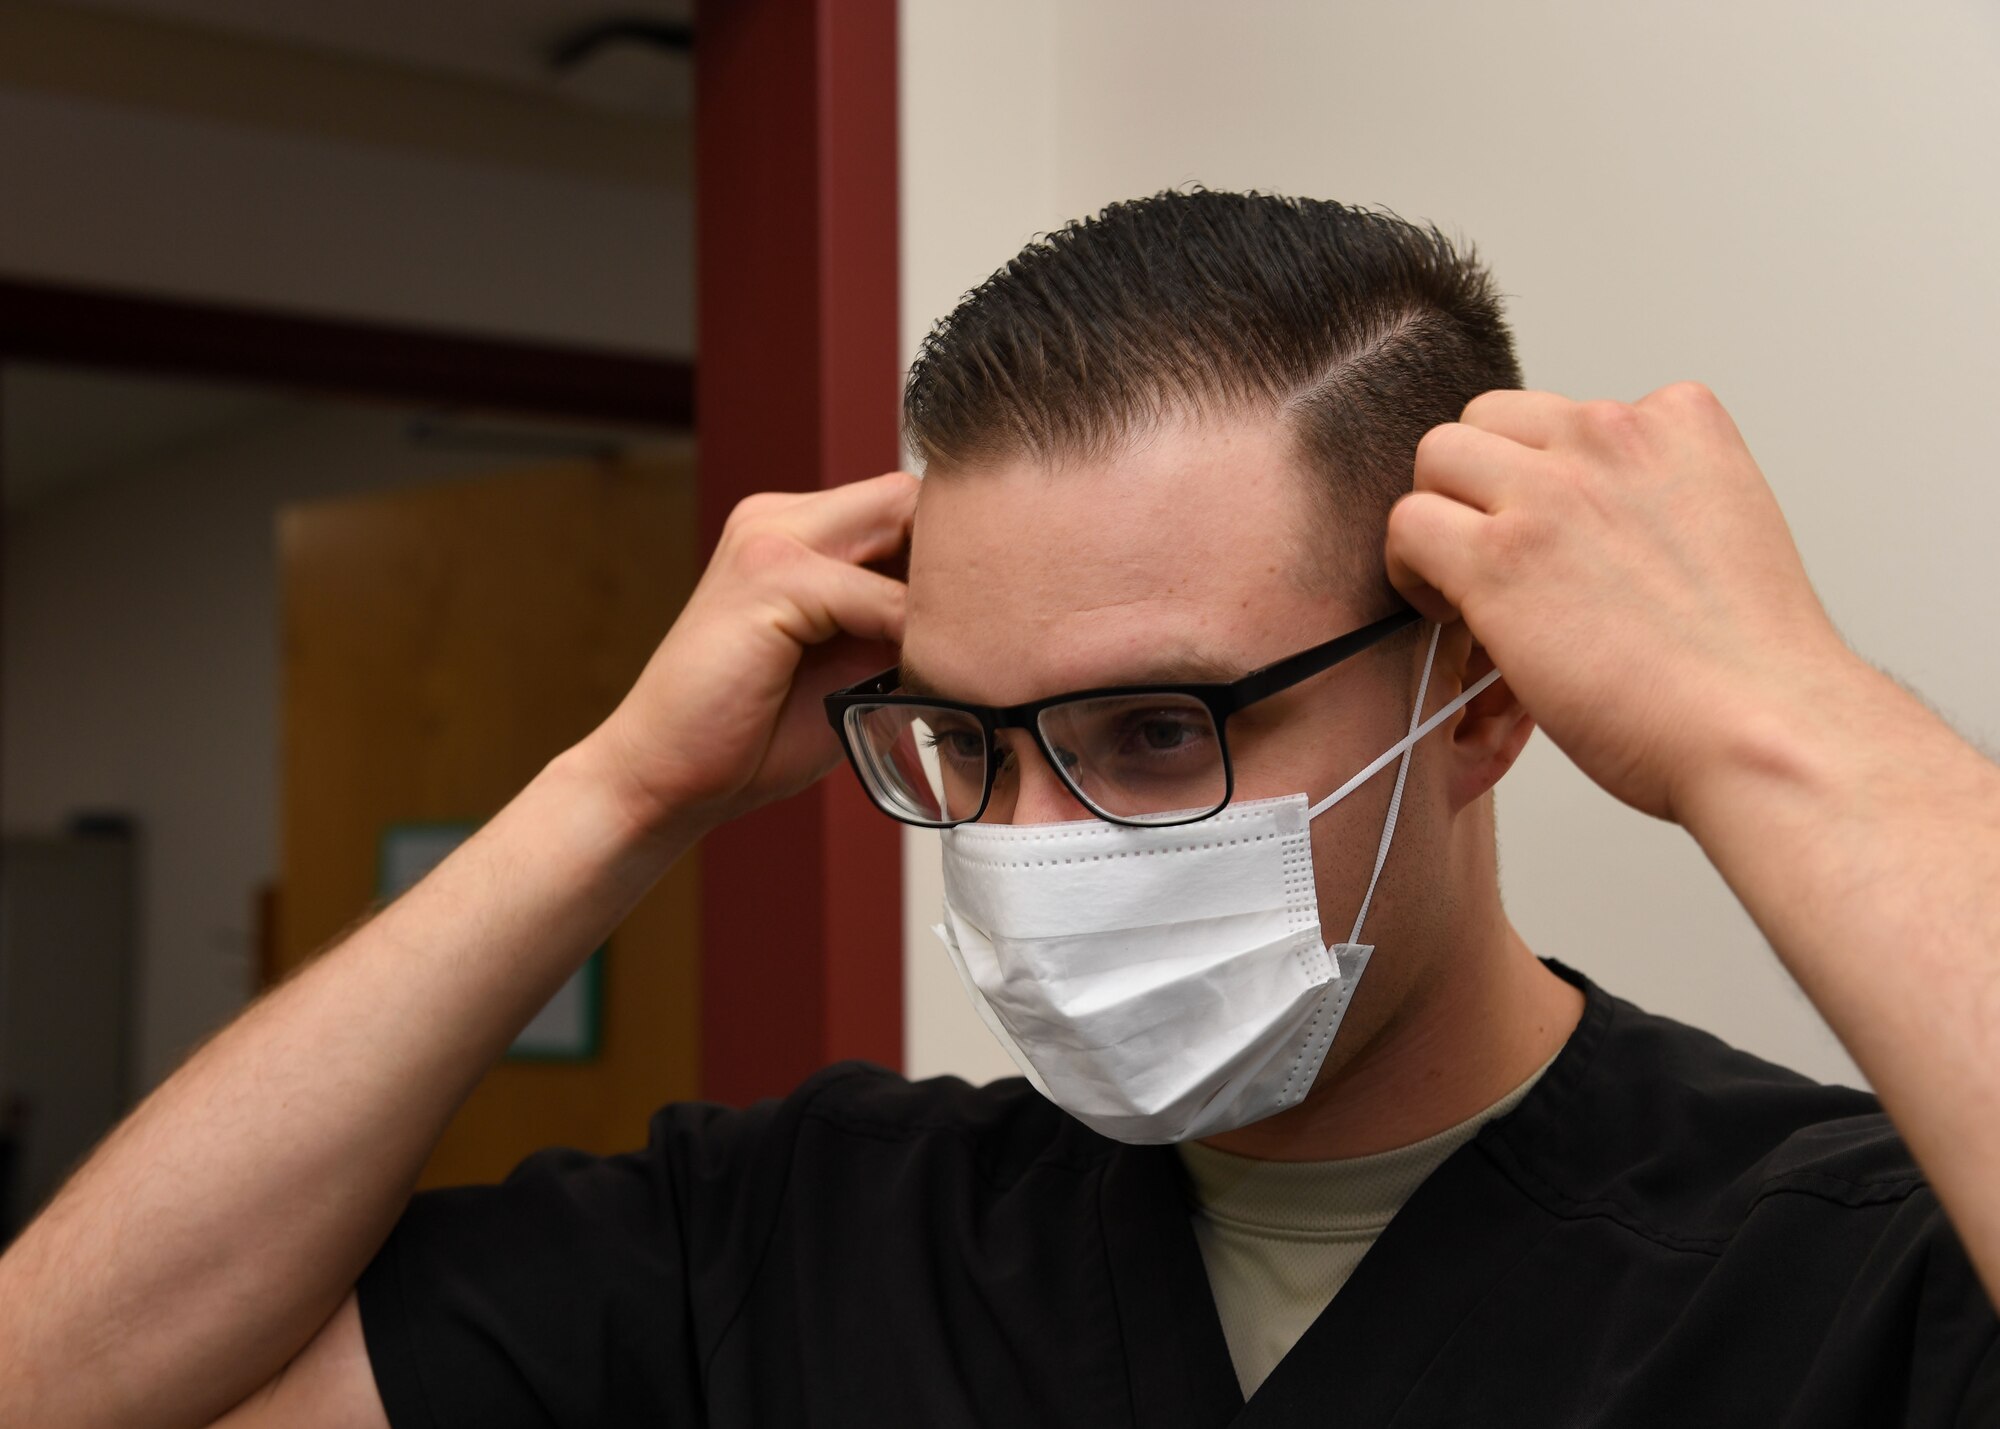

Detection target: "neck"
[1199, 888, 1584, 1162]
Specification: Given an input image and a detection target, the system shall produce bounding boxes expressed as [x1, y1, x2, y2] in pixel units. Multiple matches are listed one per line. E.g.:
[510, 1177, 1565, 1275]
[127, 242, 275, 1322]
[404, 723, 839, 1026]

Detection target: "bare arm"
[0, 746, 689, 1429]
[1388, 382, 2000, 1306]
[207, 1296, 384, 1429]
[0, 472, 918, 1429]
[1678, 654, 2000, 1304]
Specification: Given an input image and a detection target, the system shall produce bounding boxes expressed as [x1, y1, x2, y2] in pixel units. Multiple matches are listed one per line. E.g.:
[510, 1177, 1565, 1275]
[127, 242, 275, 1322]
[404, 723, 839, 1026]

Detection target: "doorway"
[0, 296, 694, 1235]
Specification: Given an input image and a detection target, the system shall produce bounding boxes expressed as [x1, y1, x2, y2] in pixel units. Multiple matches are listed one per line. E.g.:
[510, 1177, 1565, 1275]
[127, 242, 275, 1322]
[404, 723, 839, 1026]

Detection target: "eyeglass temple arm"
[830, 668, 904, 703]
[1227, 607, 1422, 708]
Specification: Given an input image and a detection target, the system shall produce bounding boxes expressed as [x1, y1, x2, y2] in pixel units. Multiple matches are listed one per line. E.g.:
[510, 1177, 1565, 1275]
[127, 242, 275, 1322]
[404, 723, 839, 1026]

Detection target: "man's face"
[903, 411, 1463, 1090]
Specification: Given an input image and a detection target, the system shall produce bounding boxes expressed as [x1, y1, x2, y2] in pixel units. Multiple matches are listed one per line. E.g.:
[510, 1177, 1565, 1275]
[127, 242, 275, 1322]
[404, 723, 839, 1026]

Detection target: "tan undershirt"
[1176, 1055, 1556, 1399]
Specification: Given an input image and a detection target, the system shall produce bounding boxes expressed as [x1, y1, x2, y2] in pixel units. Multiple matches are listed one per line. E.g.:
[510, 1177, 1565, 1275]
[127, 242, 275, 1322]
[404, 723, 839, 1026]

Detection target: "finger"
[773, 470, 920, 563]
[1460, 642, 1515, 719]
[1635, 379, 1723, 418]
[722, 489, 814, 528]
[1385, 491, 1487, 623]
[1635, 380, 1750, 452]
[1457, 389, 1574, 449]
[771, 552, 909, 648]
[1413, 421, 1542, 513]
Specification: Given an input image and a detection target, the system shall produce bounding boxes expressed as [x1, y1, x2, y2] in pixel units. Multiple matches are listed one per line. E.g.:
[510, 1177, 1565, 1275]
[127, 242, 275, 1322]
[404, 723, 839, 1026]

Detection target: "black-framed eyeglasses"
[823, 607, 1419, 829]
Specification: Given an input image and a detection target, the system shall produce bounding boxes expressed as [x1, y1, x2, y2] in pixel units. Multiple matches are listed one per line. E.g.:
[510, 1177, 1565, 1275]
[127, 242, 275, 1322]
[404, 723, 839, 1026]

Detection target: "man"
[2, 191, 1996, 1426]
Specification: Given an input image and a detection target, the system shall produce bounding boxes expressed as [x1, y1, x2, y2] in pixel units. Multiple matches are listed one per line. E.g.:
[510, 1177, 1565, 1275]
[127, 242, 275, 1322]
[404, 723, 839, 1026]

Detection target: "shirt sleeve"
[355, 1088, 798, 1429]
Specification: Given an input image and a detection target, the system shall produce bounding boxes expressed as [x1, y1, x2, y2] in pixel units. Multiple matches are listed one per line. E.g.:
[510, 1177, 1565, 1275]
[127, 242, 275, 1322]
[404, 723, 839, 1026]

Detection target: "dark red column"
[694, 0, 903, 1104]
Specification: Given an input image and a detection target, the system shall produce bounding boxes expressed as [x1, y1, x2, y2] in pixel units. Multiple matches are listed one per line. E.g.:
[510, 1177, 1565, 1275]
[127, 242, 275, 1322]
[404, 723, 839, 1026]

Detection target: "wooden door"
[277, 456, 699, 1187]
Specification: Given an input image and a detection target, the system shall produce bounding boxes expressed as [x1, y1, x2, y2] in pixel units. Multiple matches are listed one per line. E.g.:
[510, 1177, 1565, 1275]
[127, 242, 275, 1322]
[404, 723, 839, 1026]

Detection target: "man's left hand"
[1386, 381, 1858, 824]
[1391, 381, 2000, 1314]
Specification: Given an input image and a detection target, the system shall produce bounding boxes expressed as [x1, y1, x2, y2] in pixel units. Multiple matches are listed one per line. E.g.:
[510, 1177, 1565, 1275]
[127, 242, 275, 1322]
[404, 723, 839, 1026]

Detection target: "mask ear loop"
[1348, 624, 1437, 944]
[1305, 627, 1505, 945]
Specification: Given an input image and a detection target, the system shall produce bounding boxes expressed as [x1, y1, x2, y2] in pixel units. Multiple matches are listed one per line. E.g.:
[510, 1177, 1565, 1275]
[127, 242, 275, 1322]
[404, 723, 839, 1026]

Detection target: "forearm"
[0, 738, 695, 1429]
[1680, 655, 2000, 1303]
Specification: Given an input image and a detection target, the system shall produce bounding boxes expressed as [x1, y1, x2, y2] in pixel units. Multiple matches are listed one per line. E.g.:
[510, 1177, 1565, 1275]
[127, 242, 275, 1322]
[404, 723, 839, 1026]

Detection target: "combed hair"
[903, 188, 1522, 584]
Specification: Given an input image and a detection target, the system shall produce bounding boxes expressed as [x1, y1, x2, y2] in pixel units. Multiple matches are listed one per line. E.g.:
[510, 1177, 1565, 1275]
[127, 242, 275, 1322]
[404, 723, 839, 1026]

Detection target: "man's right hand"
[0, 470, 919, 1429]
[587, 470, 919, 839]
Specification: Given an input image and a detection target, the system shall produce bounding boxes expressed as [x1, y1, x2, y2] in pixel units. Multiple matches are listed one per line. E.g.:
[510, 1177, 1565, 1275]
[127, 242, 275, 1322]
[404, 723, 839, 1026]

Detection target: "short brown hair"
[903, 189, 1521, 587]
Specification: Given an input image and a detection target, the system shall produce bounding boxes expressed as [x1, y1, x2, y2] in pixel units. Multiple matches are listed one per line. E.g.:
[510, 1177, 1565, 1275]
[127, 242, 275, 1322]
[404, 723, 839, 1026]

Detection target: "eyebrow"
[896, 648, 1244, 704]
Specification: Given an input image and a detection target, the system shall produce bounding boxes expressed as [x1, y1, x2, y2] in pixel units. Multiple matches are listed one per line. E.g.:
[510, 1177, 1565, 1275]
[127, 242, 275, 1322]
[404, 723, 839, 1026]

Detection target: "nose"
[981, 731, 1096, 825]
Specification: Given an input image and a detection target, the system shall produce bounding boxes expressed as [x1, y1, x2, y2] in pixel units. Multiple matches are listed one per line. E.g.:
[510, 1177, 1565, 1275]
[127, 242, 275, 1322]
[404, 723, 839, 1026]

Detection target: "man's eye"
[923, 730, 985, 764]
[1115, 714, 1209, 755]
[1138, 718, 1198, 751]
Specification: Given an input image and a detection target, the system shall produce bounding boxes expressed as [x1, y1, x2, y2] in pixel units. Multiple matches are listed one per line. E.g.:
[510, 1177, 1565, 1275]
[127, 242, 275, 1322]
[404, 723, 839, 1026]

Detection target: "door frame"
[694, 0, 904, 1103]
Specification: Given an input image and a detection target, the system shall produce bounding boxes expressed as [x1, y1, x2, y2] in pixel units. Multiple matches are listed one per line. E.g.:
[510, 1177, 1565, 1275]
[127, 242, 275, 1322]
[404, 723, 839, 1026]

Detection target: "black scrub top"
[356, 962, 2000, 1426]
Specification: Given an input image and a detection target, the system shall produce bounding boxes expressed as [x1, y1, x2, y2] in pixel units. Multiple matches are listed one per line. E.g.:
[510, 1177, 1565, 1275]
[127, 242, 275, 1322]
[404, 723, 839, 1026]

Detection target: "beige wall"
[899, 0, 2000, 1087]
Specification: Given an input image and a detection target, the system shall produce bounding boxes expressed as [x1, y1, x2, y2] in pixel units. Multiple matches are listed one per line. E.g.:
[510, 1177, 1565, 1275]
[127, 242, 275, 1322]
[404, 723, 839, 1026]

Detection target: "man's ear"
[1446, 639, 1535, 812]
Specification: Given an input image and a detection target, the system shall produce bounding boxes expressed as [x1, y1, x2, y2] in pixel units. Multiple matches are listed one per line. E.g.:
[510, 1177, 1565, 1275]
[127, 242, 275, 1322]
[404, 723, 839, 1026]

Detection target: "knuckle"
[730, 527, 806, 579]
[1458, 389, 1509, 425]
[1660, 379, 1718, 410]
[722, 492, 783, 533]
[1385, 491, 1424, 543]
[1412, 423, 1460, 472]
[1578, 398, 1644, 446]
[1483, 508, 1546, 573]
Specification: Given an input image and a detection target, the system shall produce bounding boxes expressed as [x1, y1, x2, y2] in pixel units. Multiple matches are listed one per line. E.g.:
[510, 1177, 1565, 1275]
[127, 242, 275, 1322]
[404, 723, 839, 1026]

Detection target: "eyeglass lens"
[844, 693, 1227, 826]
[1033, 693, 1226, 823]
[844, 705, 989, 825]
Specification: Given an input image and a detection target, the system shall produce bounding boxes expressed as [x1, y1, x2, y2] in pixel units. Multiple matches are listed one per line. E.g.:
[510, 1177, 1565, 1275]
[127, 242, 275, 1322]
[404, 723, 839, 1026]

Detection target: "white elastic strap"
[1305, 637, 1506, 942]
[1345, 624, 1439, 945]
[1308, 661, 1502, 821]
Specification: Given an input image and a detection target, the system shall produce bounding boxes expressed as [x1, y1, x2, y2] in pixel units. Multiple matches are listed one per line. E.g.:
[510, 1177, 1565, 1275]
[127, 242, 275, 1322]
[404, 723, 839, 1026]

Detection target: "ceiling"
[40, 0, 694, 107]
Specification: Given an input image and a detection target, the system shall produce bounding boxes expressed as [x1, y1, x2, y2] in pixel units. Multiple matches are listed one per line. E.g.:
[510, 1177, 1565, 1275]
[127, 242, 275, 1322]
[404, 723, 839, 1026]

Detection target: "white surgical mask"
[933, 626, 1501, 1144]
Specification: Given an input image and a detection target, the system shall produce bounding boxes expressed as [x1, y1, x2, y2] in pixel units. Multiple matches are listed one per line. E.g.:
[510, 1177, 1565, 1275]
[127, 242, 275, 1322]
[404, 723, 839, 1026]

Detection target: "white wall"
[899, 0, 2000, 1088]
